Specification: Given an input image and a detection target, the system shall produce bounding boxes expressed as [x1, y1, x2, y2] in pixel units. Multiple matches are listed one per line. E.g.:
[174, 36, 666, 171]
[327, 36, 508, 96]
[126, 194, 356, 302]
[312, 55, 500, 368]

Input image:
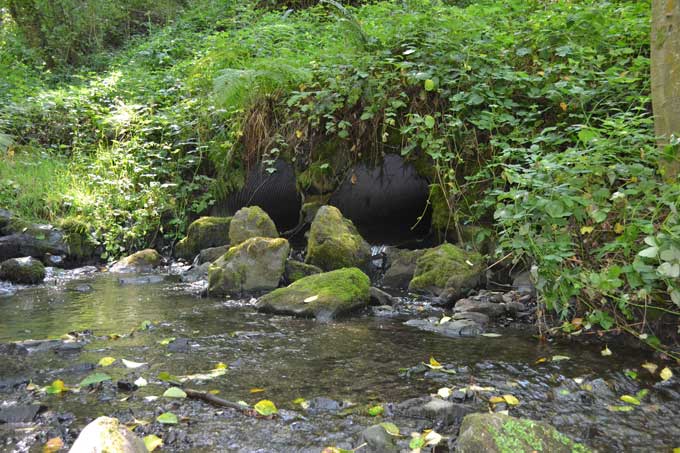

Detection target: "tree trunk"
[651, 0, 680, 180]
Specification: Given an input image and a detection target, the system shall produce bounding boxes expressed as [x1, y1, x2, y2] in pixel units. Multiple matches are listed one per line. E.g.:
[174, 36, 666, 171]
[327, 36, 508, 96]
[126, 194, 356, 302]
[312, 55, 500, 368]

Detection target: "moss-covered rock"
[197, 245, 231, 264]
[285, 259, 322, 283]
[110, 249, 162, 273]
[382, 247, 428, 289]
[59, 217, 98, 261]
[68, 416, 147, 453]
[408, 243, 483, 301]
[305, 206, 371, 272]
[257, 267, 370, 321]
[175, 216, 232, 260]
[0, 257, 46, 284]
[229, 206, 278, 245]
[456, 413, 591, 453]
[208, 237, 289, 296]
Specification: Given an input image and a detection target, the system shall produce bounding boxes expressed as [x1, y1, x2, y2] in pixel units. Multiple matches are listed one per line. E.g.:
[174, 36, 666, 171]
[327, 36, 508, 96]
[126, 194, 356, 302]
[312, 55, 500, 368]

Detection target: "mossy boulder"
[257, 267, 371, 321]
[305, 206, 371, 272]
[382, 247, 428, 289]
[408, 243, 484, 301]
[175, 216, 232, 260]
[208, 237, 289, 296]
[197, 245, 231, 264]
[68, 416, 147, 453]
[0, 257, 46, 284]
[110, 249, 162, 273]
[285, 259, 322, 283]
[229, 206, 278, 245]
[456, 413, 591, 453]
[0, 217, 69, 263]
[59, 217, 98, 261]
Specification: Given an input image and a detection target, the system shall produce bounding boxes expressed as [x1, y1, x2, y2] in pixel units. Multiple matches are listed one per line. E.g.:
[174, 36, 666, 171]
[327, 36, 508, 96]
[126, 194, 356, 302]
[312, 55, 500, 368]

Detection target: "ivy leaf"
[253, 400, 278, 416]
[424, 79, 435, 91]
[156, 412, 179, 425]
[424, 115, 435, 129]
[638, 246, 659, 258]
[380, 422, 400, 436]
[367, 405, 384, 416]
[657, 262, 680, 278]
[45, 380, 67, 394]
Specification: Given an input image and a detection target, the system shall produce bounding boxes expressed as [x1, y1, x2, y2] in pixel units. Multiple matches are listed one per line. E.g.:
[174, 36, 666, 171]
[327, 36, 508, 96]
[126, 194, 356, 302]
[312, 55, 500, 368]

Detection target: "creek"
[0, 268, 678, 452]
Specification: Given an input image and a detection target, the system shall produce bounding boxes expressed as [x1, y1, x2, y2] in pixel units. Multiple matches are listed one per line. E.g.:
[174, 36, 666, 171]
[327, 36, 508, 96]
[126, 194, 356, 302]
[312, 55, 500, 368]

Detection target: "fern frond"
[320, 0, 369, 49]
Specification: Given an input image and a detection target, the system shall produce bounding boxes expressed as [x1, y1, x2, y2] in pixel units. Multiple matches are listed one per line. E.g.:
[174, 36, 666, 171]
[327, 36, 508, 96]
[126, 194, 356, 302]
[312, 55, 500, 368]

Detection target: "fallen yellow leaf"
[429, 356, 441, 367]
[503, 394, 520, 406]
[642, 362, 658, 374]
[250, 388, 266, 394]
[614, 223, 625, 234]
[580, 226, 594, 235]
[601, 346, 612, 357]
[560, 102, 568, 111]
[44, 437, 64, 453]
[660, 367, 673, 381]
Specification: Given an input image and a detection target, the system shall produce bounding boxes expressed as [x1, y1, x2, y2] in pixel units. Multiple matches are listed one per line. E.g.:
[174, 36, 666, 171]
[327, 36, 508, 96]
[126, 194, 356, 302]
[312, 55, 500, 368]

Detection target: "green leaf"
[607, 405, 634, 412]
[163, 387, 187, 398]
[657, 262, 680, 278]
[367, 405, 384, 417]
[139, 320, 152, 330]
[98, 357, 116, 367]
[253, 400, 278, 416]
[143, 435, 163, 452]
[424, 79, 435, 92]
[45, 380, 67, 394]
[638, 247, 659, 258]
[156, 412, 179, 425]
[620, 395, 640, 405]
[159, 337, 176, 346]
[79, 372, 112, 387]
[424, 115, 435, 129]
[410, 436, 425, 449]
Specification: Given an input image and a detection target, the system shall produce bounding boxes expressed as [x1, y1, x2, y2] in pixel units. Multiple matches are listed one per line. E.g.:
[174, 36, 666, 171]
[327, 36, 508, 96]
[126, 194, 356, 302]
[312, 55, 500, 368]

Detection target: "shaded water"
[1, 271, 679, 452]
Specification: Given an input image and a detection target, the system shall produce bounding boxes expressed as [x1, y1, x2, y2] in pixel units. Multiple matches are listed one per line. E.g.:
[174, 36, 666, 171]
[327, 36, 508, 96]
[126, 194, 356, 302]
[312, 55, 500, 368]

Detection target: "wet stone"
[167, 338, 190, 353]
[0, 405, 45, 424]
[357, 424, 398, 453]
[369, 287, 396, 306]
[404, 318, 483, 337]
[394, 397, 474, 428]
[304, 397, 342, 415]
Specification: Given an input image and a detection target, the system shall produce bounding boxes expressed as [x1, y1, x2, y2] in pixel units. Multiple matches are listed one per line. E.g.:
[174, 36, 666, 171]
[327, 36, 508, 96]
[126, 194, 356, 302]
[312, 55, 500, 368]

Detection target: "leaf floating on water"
[139, 320, 152, 331]
[625, 370, 638, 380]
[481, 333, 502, 338]
[620, 395, 640, 406]
[144, 396, 159, 402]
[215, 362, 228, 370]
[209, 389, 220, 395]
[641, 362, 658, 374]
[253, 400, 278, 416]
[535, 357, 548, 364]
[601, 346, 612, 356]
[44, 437, 64, 453]
[437, 387, 452, 399]
[409, 433, 425, 450]
[551, 355, 571, 362]
[249, 388, 265, 394]
[367, 405, 384, 417]
[467, 385, 496, 392]
[163, 387, 187, 398]
[79, 372, 112, 387]
[489, 396, 505, 404]
[156, 412, 178, 425]
[98, 357, 116, 367]
[429, 356, 441, 367]
[143, 435, 163, 452]
[380, 422, 400, 436]
[607, 405, 634, 412]
[121, 359, 147, 369]
[134, 377, 148, 387]
[45, 380, 67, 395]
[439, 316, 451, 325]
[177, 364, 227, 382]
[660, 367, 673, 381]
[158, 337, 176, 346]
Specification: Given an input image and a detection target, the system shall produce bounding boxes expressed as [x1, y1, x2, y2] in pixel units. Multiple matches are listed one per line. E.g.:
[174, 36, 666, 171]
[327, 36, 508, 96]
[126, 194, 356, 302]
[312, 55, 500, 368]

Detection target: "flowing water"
[0, 269, 679, 452]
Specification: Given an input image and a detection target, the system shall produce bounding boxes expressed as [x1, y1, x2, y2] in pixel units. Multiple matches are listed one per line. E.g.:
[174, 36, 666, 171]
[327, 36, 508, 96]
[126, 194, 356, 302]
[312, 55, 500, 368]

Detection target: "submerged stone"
[68, 416, 147, 453]
[229, 206, 278, 245]
[110, 249, 162, 273]
[208, 237, 289, 296]
[408, 243, 484, 302]
[257, 267, 370, 321]
[455, 413, 591, 453]
[0, 257, 45, 284]
[175, 216, 232, 260]
[306, 206, 371, 272]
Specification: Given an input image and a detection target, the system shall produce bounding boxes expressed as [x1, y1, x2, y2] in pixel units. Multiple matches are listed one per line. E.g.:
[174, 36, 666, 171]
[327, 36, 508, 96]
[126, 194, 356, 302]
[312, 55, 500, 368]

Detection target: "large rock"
[0, 217, 69, 263]
[197, 244, 231, 264]
[305, 206, 371, 272]
[68, 416, 147, 453]
[110, 249, 162, 273]
[175, 216, 232, 260]
[229, 206, 278, 245]
[382, 247, 427, 289]
[0, 257, 45, 284]
[455, 413, 591, 453]
[257, 267, 371, 321]
[395, 397, 474, 427]
[404, 318, 482, 337]
[208, 237, 289, 296]
[408, 243, 484, 302]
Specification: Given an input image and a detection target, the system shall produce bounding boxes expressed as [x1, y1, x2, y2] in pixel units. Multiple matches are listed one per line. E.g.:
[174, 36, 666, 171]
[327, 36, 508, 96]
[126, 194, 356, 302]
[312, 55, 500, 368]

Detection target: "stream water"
[0, 269, 679, 452]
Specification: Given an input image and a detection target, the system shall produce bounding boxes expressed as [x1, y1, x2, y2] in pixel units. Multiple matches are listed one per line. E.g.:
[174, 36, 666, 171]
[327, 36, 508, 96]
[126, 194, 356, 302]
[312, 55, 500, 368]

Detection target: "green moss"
[175, 216, 232, 259]
[59, 217, 98, 259]
[285, 260, 322, 283]
[306, 206, 371, 271]
[408, 243, 483, 297]
[258, 267, 370, 320]
[0, 257, 46, 284]
[123, 249, 162, 267]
